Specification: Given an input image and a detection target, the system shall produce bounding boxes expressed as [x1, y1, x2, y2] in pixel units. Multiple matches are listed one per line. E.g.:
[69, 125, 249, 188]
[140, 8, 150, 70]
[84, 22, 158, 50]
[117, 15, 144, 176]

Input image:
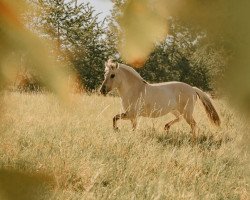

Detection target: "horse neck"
[117, 69, 145, 99]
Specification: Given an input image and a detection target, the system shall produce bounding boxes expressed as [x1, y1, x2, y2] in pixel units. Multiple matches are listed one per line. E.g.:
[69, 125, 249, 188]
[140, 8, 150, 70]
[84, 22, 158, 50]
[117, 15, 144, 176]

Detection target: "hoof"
[164, 124, 170, 132]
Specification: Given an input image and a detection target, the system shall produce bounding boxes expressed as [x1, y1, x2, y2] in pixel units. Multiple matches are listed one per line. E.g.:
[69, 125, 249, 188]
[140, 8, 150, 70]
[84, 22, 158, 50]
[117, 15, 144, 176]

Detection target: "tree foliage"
[32, 0, 111, 91]
[24, 0, 227, 92]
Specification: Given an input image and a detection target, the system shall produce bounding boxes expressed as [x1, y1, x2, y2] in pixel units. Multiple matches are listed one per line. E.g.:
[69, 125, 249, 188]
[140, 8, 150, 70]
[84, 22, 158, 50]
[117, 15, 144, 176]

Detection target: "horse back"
[144, 81, 197, 114]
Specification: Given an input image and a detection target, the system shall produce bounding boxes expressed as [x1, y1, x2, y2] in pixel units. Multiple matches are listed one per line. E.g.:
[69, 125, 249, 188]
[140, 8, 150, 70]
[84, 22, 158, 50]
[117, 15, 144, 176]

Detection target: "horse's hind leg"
[182, 96, 198, 141]
[183, 113, 197, 141]
[164, 111, 181, 132]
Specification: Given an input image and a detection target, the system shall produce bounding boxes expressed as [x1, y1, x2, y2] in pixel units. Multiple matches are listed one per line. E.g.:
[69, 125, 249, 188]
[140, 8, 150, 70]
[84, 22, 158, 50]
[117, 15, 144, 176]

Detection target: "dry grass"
[0, 92, 249, 199]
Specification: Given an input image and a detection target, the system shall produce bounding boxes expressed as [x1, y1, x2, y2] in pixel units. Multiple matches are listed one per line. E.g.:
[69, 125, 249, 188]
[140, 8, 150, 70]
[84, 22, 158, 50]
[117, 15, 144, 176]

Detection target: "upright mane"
[119, 63, 147, 83]
[106, 58, 147, 83]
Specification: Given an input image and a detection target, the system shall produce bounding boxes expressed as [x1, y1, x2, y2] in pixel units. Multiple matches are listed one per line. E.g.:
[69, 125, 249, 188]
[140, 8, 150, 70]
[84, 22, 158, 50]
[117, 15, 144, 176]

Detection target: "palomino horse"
[100, 59, 220, 139]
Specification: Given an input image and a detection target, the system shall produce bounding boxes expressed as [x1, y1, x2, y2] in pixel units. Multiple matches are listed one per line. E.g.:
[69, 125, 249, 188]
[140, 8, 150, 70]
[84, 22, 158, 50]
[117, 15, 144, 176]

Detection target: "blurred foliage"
[0, 0, 74, 98]
[118, 0, 168, 65]
[0, 1, 71, 198]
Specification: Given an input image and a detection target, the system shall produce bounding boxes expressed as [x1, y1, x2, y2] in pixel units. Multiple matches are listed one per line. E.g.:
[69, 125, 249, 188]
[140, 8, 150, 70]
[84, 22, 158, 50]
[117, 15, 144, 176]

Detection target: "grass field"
[0, 92, 249, 199]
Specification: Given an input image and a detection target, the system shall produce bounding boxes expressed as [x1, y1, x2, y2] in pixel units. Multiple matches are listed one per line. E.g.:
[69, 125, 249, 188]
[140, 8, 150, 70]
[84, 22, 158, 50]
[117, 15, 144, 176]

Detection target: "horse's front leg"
[113, 113, 127, 131]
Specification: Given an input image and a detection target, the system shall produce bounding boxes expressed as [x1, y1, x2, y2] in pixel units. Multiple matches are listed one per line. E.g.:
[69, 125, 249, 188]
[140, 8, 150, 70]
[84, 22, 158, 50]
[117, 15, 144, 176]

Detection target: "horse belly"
[140, 97, 175, 118]
[140, 108, 170, 118]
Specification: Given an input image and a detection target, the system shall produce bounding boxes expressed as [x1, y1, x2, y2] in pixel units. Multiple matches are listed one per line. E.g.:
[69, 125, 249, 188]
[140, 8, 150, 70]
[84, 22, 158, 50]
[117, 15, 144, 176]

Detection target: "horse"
[100, 59, 220, 140]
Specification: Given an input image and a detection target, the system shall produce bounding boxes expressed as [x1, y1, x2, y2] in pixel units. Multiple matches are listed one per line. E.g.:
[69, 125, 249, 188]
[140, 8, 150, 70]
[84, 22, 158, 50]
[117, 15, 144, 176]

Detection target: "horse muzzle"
[100, 85, 109, 96]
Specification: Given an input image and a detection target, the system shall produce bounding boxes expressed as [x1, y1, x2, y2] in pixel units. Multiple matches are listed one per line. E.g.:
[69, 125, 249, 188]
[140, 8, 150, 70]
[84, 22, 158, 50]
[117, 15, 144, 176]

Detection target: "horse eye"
[110, 74, 115, 79]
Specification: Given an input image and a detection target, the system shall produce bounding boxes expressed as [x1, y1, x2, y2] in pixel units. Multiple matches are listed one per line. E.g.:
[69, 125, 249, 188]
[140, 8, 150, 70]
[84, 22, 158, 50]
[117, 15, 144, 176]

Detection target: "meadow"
[0, 92, 249, 200]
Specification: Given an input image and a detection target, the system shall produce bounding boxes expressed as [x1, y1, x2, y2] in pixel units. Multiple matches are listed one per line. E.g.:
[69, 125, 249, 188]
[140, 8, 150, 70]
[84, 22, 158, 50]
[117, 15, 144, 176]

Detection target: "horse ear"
[106, 59, 118, 70]
[114, 62, 118, 69]
[104, 62, 110, 71]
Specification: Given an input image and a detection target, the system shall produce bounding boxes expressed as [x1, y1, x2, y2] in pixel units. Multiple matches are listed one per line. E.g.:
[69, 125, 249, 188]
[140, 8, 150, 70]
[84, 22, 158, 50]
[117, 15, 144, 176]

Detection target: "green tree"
[31, 0, 111, 91]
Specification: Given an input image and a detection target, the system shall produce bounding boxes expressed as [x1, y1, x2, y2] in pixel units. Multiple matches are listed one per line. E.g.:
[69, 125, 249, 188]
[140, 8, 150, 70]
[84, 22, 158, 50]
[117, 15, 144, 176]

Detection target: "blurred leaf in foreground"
[118, 0, 168, 66]
[0, 0, 74, 100]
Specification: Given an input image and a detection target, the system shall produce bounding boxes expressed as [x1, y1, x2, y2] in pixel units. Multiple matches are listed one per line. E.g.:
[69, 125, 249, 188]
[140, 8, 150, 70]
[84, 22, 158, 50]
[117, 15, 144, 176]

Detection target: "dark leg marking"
[113, 113, 127, 130]
[164, 117, 180, 132]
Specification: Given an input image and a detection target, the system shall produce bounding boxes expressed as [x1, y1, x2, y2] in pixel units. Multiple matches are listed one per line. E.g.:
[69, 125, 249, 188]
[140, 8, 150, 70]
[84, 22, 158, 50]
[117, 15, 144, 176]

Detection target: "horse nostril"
[100, 86, 106, 94]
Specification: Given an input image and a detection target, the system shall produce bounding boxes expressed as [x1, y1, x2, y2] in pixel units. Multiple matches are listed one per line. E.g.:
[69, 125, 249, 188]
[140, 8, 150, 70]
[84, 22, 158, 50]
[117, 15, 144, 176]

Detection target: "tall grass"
[0, 92, 249, 199]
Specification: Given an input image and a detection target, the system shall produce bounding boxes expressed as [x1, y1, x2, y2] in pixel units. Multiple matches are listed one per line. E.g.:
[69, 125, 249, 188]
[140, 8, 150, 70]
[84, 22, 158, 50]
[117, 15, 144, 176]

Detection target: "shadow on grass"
[0, 168, 55, 200]
[141, 129, 232, 150]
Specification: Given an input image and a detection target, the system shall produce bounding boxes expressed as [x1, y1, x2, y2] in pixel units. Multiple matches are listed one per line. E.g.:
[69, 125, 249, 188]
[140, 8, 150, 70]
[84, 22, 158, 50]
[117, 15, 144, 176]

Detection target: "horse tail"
[193, 87, 221, 126]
